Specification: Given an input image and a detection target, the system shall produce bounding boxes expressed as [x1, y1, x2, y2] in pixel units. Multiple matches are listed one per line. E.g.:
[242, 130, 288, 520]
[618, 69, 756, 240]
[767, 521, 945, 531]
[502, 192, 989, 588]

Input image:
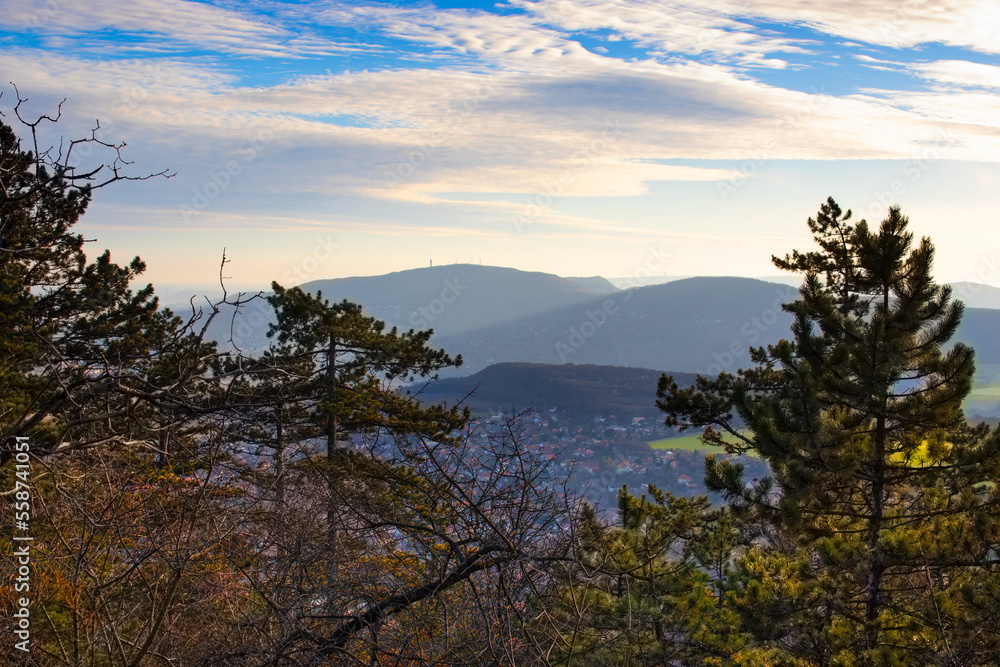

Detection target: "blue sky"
[3, 0, 999, 292]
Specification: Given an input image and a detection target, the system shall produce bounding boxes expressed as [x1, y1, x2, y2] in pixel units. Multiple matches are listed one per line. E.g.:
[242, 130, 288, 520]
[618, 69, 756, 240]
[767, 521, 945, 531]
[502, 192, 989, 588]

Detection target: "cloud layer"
[1, 0, 997, 285]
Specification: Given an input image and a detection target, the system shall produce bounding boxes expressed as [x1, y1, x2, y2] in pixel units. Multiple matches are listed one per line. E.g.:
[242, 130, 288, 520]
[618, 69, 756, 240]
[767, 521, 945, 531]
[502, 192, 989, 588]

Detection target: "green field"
[647, 432, 729, 454]
[647, 428, 760, 457]
[649, 432, 960, 466]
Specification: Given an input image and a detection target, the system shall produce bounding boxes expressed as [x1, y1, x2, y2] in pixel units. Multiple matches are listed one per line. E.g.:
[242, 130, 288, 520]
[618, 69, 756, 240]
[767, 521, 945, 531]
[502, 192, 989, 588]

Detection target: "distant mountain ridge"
[564, 276, 619, 294]
[434, 276, 800, 375]
[428, 275, 1000, 375]
[301, 264, 606, 335]
[188, 264, 612, 353]
[951, 282, 1000, 311]
[176, 265, 1000, 382]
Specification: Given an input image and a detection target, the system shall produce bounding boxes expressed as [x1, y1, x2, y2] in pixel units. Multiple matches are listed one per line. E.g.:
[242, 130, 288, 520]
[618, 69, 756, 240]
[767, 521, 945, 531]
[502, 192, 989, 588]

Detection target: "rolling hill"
[299, 265, 607, 336]
[179, 267, 999, 385]
[956, 307, 1000, 365]
[434, 277, 800, 374]
[411, 362, 697, 418]
[186, 264, 613, 353]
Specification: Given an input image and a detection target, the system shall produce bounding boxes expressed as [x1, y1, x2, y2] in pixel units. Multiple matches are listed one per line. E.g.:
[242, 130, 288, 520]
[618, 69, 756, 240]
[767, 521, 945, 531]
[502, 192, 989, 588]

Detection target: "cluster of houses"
[461, 408, 748, 506]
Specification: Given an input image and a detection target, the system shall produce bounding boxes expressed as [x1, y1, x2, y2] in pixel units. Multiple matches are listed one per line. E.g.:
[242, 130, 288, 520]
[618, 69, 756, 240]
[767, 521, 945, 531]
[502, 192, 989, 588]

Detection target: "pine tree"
[265, 282, 468, 456]
[657, 198, 1000, 664]
[261, 282, 469, 583]
[239, 284, 549, 663]
[542, 487, 755, 666]
[0, 97, 231, 463]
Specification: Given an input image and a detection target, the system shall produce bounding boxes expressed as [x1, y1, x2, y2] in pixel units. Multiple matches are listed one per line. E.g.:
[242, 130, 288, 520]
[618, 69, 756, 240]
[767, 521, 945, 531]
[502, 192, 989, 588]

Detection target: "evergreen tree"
[541, 487, 756, 666]
[0, 95, 219, 460]
[657, 198, 1000, 664]
[265, 282, 468, 456]
[0, 97, 254, 665]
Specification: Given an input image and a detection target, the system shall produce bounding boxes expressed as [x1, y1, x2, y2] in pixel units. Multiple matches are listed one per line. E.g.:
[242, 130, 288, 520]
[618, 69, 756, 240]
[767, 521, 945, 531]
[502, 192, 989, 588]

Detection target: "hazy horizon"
[150, 264, 1000, 310]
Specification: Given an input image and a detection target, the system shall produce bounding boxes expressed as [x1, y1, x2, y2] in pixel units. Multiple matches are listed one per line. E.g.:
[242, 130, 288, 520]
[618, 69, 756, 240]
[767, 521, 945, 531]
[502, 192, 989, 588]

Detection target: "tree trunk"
[864, 286, 892, 652]
[865, 413, 886, 652]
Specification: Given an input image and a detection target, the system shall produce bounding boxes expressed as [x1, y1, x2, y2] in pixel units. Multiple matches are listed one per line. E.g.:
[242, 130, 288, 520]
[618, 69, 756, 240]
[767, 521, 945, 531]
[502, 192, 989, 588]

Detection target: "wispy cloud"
[911, 60, 1000, 90]
[3, 0, 297, 56]
[733, 0, 1000, 54]
[511, 0, 809, 68]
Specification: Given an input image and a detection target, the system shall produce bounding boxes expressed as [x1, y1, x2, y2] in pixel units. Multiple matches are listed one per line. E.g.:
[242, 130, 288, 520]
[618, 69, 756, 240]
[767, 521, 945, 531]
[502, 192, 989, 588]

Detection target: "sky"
[2, 0, 999, 293]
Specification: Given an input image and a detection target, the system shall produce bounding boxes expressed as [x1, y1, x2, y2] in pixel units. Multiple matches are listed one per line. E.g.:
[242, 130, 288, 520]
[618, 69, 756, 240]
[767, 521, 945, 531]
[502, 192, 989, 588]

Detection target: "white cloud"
[7, 40, 997, 232]
[736, 0, 1000, 54]
[3, 0, 338, 57]
[911, 60, 1000, 89]
[4, 0, 999, 254]
[317, 3, 603, 67]
[511, 0, 1000, 66]
[511, 0, 810, 67]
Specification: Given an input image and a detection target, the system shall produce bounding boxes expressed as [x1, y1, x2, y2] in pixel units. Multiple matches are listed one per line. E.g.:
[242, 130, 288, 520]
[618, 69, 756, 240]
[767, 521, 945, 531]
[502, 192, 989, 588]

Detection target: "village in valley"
[464, 407, 768, 511]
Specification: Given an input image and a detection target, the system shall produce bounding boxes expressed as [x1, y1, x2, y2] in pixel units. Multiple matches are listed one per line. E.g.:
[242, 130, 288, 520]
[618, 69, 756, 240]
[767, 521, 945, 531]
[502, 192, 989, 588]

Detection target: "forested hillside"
[414, 362, 697, 418]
